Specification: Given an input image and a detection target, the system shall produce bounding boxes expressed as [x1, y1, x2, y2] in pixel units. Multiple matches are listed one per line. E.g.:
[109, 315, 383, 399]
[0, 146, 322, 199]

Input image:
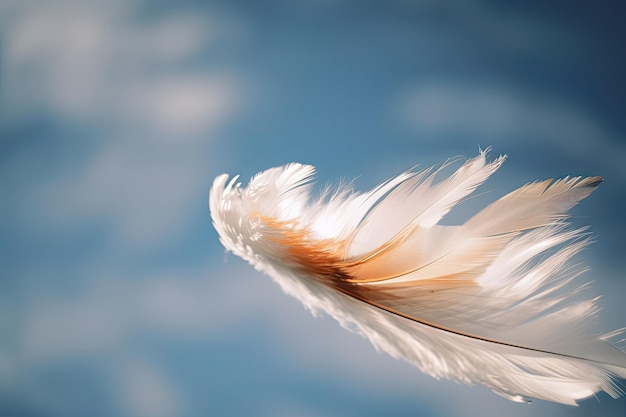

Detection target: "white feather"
[209, 151, 626, 405]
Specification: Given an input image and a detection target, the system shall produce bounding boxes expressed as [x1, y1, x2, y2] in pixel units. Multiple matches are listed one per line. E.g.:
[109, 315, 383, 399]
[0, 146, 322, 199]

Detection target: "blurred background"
[1, 0, 625, 416]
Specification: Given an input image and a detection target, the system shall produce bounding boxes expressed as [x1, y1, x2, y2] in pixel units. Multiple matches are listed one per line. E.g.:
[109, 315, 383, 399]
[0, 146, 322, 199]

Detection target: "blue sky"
[1, 1, 625, 416]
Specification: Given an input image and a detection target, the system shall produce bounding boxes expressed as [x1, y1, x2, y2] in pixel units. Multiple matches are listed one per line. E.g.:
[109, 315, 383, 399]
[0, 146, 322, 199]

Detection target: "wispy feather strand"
[209, 150, 626, 405]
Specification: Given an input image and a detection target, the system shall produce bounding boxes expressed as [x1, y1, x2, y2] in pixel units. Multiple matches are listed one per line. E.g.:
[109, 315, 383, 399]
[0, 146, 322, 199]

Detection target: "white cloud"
[116, 358, 181, 417]
[394, 82, 626, 179]
[0, 0, 240, 135]
[396, 83, 518, 136]
[120, 74, 241, 137]
[31, 138, 209, 244]
[21, 291, 126, 359]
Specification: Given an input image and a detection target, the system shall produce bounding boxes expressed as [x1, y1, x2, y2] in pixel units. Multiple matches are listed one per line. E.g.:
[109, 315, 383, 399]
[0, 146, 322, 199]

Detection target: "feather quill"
[209, 150, 626, 405]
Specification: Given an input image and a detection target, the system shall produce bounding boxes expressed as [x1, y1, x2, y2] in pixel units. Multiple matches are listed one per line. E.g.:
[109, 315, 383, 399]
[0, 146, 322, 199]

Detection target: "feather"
[209, 150, 626, 405]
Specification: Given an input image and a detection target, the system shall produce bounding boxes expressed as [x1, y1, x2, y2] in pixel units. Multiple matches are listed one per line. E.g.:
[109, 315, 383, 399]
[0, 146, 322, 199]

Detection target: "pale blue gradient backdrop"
[1, 1, 625, 416]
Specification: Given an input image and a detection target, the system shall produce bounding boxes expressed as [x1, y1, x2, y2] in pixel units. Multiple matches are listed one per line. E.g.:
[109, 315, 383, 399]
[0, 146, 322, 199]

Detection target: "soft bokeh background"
[1, 1, 625, 416]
